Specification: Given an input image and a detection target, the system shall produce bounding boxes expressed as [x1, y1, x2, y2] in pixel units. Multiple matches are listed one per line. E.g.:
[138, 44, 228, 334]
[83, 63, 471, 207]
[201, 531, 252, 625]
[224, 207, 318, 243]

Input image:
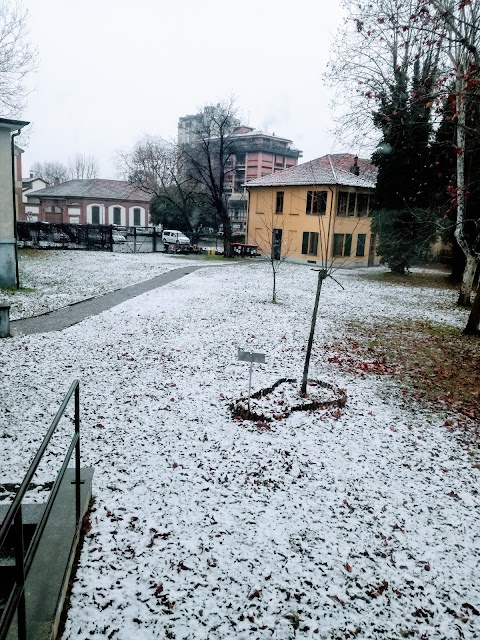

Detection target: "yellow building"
[246, 154, 379, 267]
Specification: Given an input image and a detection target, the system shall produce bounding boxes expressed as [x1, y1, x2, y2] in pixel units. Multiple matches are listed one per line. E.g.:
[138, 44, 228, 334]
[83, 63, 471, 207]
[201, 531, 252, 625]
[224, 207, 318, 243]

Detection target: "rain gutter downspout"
[11, 129, 21, 289]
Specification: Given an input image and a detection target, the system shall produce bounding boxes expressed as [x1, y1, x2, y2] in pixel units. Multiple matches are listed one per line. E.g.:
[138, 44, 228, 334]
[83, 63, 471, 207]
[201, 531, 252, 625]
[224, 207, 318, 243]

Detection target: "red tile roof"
[246, 154, 377, 189]
[26, 179, 151, 202]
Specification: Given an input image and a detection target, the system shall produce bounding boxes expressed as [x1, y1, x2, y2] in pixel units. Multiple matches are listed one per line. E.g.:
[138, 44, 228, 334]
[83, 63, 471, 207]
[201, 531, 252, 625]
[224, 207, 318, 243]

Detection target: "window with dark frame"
[276, 191, 284, 213]
[302, 231, 319, 255]
[333, 234, 343, 257]
[306, 190, 327, 215]
[272, 228, 282, 260]
[133, 208, 141, 226]
[357, 194, 370, 217]
[337, 192, 348, 216]
[347, 194, 356, 216]
[91, 205, 100, 224]
[333, 233, 352, 257]
[113, 207, 121, 225]
[356, 233, 366, 256]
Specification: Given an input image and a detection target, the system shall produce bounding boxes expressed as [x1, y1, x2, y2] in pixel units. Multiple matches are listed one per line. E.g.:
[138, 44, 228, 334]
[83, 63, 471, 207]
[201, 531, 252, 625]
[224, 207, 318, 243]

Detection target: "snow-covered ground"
[0, 250, 212, 320]
[0, 259, 478, 639]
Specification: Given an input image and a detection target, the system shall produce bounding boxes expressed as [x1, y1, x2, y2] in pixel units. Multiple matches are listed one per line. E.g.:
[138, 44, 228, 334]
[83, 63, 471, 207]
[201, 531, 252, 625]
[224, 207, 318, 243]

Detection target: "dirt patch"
[230, 378, 347, 424]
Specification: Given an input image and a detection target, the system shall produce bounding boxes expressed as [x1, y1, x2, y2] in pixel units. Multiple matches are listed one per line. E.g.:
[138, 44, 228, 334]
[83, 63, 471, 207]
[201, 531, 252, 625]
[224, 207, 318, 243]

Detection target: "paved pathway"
[11, 266, 202, 336]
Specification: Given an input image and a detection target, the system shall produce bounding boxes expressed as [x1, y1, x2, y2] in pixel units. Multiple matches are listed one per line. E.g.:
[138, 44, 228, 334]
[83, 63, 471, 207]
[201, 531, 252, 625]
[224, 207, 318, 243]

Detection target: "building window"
[91, 205, 100, 224]
[113, 207, 121, 225]
[337, 192, 348, 216]
[333, 233, 353, 257]
[302, 231, 319, 255]
[356, 233, 366, 257]
[348, 194, 356, 216]
[133, 208, 141, 226]
[306, 190, 327, 215]
[357, 194, 370, 217]
[276, 191, 284, 213]
[272, 228, 282, 260]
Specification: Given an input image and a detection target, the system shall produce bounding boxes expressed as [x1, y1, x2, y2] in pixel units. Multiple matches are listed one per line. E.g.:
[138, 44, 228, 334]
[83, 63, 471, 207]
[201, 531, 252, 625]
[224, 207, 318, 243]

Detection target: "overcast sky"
[20, 0, 350, 178]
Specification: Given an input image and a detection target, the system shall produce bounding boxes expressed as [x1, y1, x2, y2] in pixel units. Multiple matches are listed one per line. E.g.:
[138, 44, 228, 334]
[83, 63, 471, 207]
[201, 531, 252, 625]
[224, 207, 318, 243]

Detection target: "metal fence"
[16, 222, 161, 253]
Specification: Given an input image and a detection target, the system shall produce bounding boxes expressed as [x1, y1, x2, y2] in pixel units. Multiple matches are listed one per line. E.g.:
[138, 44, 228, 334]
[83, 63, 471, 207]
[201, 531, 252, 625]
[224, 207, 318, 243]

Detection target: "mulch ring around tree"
[230, 378, 347, 423]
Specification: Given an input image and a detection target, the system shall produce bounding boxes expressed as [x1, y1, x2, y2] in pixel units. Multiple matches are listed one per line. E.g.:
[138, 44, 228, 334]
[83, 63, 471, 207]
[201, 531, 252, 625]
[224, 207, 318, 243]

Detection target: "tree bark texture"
[463, 286, 480, 335]
[301, 270, 326, 396]
[458, 254, 478, 306]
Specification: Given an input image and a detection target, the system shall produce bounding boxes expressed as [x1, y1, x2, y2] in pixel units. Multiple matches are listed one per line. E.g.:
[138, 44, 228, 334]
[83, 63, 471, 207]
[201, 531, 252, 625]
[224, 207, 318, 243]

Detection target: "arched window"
[91, 205, 100, 224]
[133, 207, 141, 226]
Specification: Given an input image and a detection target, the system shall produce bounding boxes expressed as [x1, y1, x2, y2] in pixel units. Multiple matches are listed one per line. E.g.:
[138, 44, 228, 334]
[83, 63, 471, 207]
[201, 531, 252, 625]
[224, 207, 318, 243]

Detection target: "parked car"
[161, 230, 190, 245]
[112, 231, 127, 243]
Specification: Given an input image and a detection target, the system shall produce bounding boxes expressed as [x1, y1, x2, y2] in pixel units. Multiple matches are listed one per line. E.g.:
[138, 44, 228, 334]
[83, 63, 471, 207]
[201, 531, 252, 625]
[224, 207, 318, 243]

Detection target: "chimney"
[350, 155, 360, 176]
[54, 176, 60, 186]
[30, 171, 33, 179]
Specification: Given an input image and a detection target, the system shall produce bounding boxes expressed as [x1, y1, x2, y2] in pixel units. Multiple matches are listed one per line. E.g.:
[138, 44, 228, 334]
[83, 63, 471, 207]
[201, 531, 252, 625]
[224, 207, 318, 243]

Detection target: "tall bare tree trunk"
[463, 286, 480, 335]
[223, 217, 233, 258]
[458, 254, 478, 306]
[453, 74, 478, 307]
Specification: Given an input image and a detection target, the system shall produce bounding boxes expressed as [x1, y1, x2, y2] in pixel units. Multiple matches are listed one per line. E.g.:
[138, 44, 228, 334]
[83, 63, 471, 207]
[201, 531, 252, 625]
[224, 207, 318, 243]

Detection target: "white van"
[161, 230, 190, 245]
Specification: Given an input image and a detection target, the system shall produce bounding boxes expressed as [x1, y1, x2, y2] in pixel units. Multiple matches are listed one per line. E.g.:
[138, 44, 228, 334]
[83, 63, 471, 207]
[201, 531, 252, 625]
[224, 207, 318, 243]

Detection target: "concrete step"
[0, 467, 93, 640]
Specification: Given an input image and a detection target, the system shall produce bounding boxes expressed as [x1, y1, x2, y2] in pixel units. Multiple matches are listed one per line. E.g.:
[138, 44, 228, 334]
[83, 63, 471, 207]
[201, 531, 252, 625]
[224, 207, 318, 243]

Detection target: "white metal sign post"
[238, 349, 266, 414]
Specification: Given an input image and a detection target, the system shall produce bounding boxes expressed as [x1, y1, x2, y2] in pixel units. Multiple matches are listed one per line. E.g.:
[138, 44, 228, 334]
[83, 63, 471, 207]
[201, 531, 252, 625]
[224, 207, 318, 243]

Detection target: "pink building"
[24, 179, 151, 227]
[226, 127, 303, 233]
[178, 116, 302, 234]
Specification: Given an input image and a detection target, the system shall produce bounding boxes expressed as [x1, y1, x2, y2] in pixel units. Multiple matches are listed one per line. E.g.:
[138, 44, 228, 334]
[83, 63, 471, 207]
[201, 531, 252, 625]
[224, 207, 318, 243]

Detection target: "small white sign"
[238, 349, 266, 364]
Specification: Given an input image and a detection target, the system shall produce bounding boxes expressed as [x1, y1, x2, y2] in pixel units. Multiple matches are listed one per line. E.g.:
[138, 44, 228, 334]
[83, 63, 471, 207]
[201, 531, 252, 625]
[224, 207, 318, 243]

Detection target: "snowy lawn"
[0, 249, 217, 320]
[0, 261, 479, 639]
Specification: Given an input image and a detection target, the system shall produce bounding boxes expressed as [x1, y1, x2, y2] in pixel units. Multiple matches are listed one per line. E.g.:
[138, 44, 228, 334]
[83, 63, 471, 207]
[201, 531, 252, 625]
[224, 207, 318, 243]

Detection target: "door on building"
[272, 228, 282, 261]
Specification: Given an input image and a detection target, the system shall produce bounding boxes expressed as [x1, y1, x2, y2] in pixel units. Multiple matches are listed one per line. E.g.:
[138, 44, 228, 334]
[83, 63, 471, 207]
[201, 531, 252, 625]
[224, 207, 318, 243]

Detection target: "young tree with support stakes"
[300, 184, 352, 397]
[249, 189, 294, 303]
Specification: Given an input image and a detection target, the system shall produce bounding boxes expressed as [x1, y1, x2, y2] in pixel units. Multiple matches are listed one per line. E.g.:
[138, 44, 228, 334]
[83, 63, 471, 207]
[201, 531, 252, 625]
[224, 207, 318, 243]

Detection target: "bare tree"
[299, 167, 369, 396]
[249, 190, 294, 303]
[118, 135, 200, 232]
[424, 0, 480, 306]
[179, 99, 241, 258]
[0, 0, 37, 117]
[68, 153, 98, 179]
[325, 0, 440, 149]
[30, 160, 69, 184]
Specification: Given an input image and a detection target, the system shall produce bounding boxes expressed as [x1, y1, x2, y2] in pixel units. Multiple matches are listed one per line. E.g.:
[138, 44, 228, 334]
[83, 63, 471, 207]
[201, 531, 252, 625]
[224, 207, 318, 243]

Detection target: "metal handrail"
[0, 380, 81, 640]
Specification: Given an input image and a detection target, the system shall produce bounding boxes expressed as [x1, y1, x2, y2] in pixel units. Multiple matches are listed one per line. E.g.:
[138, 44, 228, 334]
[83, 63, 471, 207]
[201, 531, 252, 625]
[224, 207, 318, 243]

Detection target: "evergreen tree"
[371, 56, 440, 272]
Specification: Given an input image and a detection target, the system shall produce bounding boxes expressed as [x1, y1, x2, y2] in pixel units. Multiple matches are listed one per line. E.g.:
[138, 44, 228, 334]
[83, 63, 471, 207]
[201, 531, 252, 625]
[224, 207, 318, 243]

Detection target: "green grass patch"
[358, 268, 455, 291]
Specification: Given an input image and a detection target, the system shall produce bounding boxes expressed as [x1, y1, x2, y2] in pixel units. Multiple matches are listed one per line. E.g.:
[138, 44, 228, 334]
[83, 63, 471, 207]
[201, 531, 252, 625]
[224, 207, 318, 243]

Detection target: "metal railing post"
[0, 380, 83, 640]
[74, 383, 81, 520]
[13, 508, 27, 640]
